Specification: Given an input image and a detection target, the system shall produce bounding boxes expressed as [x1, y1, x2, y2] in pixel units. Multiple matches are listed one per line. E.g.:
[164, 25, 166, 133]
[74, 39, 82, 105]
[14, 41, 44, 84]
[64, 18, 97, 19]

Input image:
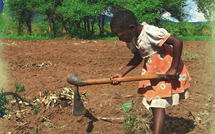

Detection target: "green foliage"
[122, 102, 132, 112]
[0, 92, 9, 117]
[179, 22, 196, 36]
[161, 21, 214, 37]
[179, 36, 215, 40]
[160, 22, 181, 36]
[193, 22, 213, 36]
[6, 0, 33, 35]
[14, 81, 26, 93]
[161, 0, 187, 21]
[121, 102, 152, 133]
[122, 0, 162, 24]
[194, 0, 215, 21]
[32, 22, 50, 36]
[123, 113, 137, 131]
[0, 14, 6, 35]
[3, 0, 189, 38]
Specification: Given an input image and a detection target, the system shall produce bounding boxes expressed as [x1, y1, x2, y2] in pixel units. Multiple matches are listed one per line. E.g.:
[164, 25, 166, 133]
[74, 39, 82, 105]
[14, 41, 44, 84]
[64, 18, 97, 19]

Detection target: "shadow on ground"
[161, 115, 195, 134]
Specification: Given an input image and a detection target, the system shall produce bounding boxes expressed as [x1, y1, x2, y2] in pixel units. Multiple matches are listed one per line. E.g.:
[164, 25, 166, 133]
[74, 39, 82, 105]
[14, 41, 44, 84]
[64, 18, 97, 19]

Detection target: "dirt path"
[0, 39, 214, 134]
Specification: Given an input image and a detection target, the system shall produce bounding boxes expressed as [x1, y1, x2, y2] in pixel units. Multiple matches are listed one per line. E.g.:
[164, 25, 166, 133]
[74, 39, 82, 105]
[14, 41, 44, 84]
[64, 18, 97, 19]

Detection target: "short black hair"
[110, 8, 138, 31]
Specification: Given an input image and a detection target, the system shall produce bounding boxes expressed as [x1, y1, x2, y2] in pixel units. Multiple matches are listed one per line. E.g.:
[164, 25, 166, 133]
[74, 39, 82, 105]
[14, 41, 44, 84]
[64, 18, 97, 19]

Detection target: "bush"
[32, 22, 50, 36]
[179, 22, 195, 36]
[160, 22, 181, 36]
[193, 22, 212, 36]
[161, 21, 213, 37]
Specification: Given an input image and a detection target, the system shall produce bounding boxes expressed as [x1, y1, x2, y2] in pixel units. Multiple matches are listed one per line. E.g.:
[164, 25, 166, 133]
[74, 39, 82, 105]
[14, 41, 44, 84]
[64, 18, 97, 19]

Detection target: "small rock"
[81, 41, 86, 44]
[73, 43, 80, 45]
[16, 112, 22, 118]
[10, 99, 16, 105]
[196, 117, 202, 124]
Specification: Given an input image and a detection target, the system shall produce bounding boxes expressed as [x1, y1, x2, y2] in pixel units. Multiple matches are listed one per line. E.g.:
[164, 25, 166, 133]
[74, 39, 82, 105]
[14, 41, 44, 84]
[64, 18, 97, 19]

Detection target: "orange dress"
[138, 45, 191, 101]
[126, 22, 191, 109]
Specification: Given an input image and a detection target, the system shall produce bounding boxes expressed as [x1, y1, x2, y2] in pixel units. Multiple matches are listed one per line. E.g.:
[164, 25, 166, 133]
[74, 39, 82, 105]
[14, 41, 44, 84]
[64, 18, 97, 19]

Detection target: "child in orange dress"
[110, 9, 191, 134]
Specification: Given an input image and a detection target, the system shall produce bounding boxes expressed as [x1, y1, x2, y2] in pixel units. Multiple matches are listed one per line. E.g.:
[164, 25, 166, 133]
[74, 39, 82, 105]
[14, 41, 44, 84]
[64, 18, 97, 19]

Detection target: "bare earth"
[0, 39, 214, 134]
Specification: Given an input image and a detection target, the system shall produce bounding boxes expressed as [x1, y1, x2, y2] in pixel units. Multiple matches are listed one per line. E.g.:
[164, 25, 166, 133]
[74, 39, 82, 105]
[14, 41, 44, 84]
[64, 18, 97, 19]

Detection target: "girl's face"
[111, 26, 136, 43]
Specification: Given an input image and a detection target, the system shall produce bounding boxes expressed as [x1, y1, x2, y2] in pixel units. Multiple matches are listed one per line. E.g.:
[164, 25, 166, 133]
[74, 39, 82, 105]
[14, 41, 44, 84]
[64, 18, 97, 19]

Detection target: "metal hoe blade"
[72, 86, 86, 116]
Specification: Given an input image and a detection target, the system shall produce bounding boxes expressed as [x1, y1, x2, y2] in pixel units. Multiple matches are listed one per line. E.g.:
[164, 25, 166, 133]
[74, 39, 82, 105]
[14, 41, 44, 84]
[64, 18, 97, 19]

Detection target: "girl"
[110, 9, 190, 134]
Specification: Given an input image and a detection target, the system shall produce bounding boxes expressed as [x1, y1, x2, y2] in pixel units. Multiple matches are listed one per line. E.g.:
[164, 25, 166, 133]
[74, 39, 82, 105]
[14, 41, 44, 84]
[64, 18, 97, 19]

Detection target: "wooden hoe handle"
[67, 74, 167, 86]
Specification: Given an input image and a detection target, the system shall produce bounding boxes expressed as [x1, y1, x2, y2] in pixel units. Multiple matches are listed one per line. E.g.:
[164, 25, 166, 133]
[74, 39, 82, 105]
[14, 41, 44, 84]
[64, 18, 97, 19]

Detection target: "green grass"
[178, 36, 215, 40]
[0, 33, 214, 41]
[0, 35, 63, 40]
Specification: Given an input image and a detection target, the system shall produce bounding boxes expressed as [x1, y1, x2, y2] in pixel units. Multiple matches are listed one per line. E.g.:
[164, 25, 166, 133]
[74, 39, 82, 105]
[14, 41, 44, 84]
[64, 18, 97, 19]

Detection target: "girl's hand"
[110, 73, 123, 85]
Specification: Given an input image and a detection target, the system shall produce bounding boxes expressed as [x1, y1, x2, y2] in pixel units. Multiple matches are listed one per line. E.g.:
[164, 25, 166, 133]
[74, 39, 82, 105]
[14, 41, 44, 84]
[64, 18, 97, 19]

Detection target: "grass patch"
[179, 36, 215, 40]
[182, 49, 200, 61]
[0, 35, 63, 40]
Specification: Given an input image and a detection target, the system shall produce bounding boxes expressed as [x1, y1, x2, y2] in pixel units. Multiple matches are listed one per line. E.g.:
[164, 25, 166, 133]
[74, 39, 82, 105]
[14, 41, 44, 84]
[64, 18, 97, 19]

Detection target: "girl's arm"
[165, 35, 183, 76]
[111, 52, 142, 82]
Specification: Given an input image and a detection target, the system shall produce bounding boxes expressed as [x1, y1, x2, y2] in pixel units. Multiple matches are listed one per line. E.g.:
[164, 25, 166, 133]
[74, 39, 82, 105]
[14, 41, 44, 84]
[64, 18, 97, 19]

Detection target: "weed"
[121, 102, 152, 134]
[122, 102, 132, 112]
[0, 91, 9, 117]
[14, 81, 25, 93]
[123, 113, 137, 131]
[0, 82, 39, 118]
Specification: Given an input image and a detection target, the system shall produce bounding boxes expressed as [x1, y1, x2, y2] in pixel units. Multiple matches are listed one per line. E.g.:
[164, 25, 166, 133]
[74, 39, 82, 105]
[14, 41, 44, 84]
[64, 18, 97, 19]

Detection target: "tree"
[105, 0, 187, 25]
[30, 0, 63, 37]
[6, 0, 33, 35]
[194, 0, 215, 36]
[194, 0, 215, 21]
[160, 0, 187, 22]
[57, 0, 105, 37]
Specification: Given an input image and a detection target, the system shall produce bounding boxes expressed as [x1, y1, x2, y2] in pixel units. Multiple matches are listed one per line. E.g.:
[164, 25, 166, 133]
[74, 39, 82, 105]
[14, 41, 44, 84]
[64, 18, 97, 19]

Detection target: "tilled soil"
[0, 39, 214, 134]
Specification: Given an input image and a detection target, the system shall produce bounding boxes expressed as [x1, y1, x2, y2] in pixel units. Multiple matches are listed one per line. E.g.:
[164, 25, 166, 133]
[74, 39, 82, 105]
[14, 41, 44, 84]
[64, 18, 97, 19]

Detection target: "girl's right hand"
[110, 73, 123, 85]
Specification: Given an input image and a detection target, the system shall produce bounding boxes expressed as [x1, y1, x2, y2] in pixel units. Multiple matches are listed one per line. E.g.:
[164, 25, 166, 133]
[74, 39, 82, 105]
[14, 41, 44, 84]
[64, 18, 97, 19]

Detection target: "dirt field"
[0, 39, 214, 134]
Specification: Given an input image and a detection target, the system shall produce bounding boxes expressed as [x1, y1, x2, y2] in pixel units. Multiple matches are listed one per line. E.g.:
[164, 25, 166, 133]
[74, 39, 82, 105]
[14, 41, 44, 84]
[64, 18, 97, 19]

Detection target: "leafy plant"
[121, 102, 152, 133]
[123, 113, 137, 131]
[122, 102, 132, 112]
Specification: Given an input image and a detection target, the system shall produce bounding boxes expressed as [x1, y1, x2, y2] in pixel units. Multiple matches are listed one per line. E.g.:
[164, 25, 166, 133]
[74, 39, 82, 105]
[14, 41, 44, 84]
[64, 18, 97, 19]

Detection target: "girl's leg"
[152, 108, 165, 134]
